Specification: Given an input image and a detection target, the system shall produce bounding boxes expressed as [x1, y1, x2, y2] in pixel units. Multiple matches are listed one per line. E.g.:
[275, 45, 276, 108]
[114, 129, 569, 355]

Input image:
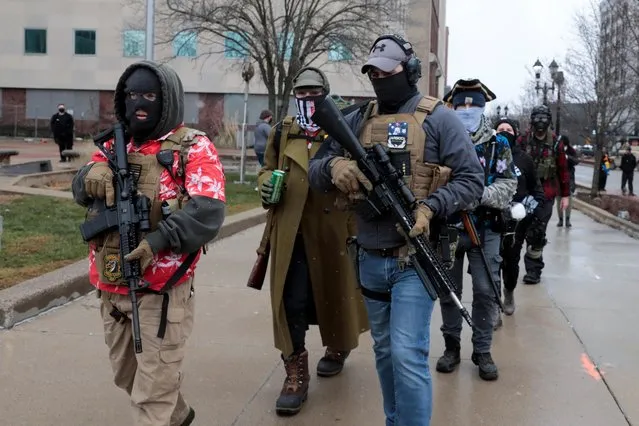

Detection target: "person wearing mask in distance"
[556, 135, 579, 227]
[517, 105, 570, 284]
[435, 80, 517, 381]
[71, 61, 226, 426]
[255, 66, 368, 417]
[494, 118, 544, 315]
[308, 34, 484, 426]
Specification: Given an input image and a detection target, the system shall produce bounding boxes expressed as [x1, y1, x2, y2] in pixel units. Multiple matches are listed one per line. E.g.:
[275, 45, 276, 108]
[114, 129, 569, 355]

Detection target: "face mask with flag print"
[295, 97, 321, 134]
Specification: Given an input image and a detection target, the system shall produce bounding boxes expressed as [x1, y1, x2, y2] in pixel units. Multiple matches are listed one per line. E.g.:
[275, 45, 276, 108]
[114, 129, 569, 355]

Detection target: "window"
[75, 30, 96, 55]
[123, 30, 145, 57]
[173, 31, 197, 57]
[224, 31, 249, 58]
[278, 33, 294, 60]
[328, 41, 352, 62]
[24, 29, 47, 54]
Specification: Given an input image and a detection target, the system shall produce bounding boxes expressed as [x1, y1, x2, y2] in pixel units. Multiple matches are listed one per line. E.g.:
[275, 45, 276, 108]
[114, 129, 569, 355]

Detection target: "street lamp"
[238, 59, 255, 184]
[496, 105, 509, 117]
[533, 58, 565, 134]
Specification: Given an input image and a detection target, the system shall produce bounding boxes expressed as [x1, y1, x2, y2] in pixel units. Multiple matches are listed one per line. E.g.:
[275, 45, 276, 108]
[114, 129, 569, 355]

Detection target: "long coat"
[256, 119, 369, 358]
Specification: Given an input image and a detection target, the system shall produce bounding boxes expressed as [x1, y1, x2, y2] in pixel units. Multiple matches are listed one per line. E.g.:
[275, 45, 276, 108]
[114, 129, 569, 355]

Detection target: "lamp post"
[495, 105, 509, 117]
[238, 59, 255, 184]
[532, 58, 564, 134]
[145, 0, 155, 60]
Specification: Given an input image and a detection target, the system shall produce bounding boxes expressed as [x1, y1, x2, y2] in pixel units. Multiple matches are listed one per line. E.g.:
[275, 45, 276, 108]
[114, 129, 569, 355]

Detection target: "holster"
[434, 224, 458, 270]
[346, 236, 361, 287]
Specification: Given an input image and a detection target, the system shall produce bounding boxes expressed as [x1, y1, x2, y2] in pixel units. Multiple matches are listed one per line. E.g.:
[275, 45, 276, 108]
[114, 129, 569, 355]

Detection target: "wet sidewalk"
[0, 212, 637, 425]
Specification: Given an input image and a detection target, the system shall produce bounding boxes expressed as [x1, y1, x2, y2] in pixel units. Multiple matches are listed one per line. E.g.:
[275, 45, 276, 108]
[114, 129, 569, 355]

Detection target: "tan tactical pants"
[99, 279, 195, 426]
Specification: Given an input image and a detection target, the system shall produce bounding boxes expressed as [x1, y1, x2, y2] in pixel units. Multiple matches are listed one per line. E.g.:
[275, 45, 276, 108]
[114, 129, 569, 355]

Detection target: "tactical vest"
[358, 96, 451, 199]
[526, 132, 558, 182]
[93, 126, 205, 285]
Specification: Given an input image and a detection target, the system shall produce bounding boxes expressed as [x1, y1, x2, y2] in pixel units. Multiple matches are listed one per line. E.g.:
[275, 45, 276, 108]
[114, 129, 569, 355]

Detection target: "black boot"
[316, 348, 350, 377]
[472, 352, 499, 381]
[180, 408, 195, 426]
[503, 289, 515, 316]
[276, 350, 310, 416]
[436, 335, 461, 373]
[565, 216, 572, 228]
[523, 273, 540, 284]
[557, 217, 563, 227]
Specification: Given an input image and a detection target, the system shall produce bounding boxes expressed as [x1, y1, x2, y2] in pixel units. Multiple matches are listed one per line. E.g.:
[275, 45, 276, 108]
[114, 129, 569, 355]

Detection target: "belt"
[363, 246, 407, 258]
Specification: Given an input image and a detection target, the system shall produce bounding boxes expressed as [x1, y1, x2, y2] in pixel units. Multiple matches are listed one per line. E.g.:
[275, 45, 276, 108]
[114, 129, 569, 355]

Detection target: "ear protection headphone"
[292, 66, 331, 94]
[369, 34, 422, 85]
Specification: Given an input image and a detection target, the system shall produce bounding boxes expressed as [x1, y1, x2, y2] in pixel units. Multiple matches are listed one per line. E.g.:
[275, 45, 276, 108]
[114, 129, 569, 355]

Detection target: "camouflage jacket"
[471, 117, 518, 210]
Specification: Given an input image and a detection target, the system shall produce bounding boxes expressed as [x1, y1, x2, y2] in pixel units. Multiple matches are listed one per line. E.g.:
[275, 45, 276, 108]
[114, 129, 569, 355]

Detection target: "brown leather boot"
[316, 348, 350, 377]
[275, 350, 310, 416]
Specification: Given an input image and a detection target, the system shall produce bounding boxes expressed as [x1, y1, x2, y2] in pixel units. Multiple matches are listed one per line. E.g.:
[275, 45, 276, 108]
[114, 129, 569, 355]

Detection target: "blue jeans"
[255, 150, 265, 167]
[358, 249, 435, 426]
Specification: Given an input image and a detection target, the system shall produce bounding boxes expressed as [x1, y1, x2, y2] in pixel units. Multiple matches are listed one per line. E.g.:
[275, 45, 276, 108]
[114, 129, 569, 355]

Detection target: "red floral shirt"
[87, 125, 226, 294]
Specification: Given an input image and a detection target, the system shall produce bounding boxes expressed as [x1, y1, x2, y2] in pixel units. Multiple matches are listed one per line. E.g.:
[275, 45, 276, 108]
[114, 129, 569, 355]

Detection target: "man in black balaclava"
[50, 103, 74, 162]
[308, 34, 484, 425]
[71, 61, 227, 426]
[123, 67, 164, 144]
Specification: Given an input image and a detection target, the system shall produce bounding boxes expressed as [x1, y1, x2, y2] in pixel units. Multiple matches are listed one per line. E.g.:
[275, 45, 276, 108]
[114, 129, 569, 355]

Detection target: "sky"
[445, 0, 590, 113]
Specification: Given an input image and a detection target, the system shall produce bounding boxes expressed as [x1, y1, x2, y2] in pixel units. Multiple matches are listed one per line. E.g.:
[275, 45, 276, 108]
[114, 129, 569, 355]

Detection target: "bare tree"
[563, 0, 634, 197]
[151, 0, 394, 121]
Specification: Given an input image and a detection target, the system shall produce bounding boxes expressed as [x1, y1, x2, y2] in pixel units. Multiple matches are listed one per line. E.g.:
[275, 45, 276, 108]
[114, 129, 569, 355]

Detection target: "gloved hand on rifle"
[329, 157, 373, 195]
[395, 203, 434, 239]
[124, 239, 154, 272]
[84, 161, 115, 206]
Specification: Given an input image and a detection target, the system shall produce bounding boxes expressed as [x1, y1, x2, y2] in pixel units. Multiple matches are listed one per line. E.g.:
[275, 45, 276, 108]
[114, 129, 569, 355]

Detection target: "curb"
[0, 207, 267, 329]
[572, 183, 639, 240]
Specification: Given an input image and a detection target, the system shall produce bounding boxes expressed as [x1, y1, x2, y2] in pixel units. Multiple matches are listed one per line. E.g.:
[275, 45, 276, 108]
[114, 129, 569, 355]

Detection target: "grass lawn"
[0, 172, 260, 289]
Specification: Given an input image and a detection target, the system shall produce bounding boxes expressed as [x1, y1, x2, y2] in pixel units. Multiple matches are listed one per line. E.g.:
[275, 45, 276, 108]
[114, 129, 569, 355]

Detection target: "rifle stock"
[311, 96, 474, 329]
[460, 211, 505, 312]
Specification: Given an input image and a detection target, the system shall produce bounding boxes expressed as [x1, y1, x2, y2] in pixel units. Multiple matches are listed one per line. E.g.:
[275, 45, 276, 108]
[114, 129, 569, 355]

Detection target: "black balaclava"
[124, 68, 163, 143]
[371, 71, 417, 113]
[494, 117, 519, 149]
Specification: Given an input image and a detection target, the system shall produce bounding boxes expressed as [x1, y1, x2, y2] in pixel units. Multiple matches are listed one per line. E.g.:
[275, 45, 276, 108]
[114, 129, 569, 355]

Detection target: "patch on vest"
[387, 122, 408, 149]
[103, 253, 122, 282]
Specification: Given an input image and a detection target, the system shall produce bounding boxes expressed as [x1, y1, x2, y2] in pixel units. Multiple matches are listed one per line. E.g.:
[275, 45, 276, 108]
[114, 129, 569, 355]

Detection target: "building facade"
[0, 0, 449, 144]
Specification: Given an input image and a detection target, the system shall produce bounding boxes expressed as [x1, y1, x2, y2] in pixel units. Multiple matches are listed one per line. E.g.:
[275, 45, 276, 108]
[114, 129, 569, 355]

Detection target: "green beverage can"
[269, 170, 286, 204]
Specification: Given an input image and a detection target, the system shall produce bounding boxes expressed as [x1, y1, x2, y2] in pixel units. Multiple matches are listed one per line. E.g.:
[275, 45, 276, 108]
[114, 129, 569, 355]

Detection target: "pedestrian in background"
[50, 103, 74, 162]
[254, 109, 273, 167]
[556, 135, 579, 228]
[620, 145, 637, 196]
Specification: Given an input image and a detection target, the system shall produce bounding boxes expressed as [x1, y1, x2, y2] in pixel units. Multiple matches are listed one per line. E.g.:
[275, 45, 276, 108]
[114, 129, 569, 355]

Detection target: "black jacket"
[50, 112, 74, 141]
[512, 144, 545, 204]
[620, 152, 637, 173]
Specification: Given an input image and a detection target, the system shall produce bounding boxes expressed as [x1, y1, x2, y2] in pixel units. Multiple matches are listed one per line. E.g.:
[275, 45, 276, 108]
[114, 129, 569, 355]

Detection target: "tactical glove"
[329, 157, 373, 194]
[408, 203, 434, 238]
[84, 161, 115, 206]
[260, 180, 276, 205]
[124, 239, 154, 273]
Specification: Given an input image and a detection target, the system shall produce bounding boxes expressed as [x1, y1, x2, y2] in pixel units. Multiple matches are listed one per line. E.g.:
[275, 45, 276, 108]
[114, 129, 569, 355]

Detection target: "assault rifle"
[79, 123, 151, 353]
[310, 96, 474, 329]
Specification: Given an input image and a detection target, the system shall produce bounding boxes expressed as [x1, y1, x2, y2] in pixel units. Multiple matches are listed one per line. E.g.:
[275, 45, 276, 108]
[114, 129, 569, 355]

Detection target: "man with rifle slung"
[436, 79, 517, 382]
[71, 61, 226, 426]
[308, 34, 484, 426]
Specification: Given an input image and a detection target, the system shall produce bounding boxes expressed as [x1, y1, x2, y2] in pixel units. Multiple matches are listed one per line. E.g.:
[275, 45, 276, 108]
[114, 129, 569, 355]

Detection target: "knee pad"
[526, 245, 544, 259]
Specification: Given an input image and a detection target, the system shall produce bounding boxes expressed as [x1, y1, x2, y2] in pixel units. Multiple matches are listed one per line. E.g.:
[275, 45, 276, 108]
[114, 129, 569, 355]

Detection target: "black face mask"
[58, 107, 65, 113]
[124, 68, 163, 142]
[497, 131, 516, 148]
[371, 72, 417, 112]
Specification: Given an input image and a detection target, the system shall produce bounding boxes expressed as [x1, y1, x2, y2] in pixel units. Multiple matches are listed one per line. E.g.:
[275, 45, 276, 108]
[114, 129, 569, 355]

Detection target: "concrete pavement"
[0, 210, 636, 425]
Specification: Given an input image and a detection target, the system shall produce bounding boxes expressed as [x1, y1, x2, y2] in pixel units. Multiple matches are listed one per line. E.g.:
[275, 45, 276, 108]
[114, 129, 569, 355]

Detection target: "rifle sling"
[151, 250, 198, 339]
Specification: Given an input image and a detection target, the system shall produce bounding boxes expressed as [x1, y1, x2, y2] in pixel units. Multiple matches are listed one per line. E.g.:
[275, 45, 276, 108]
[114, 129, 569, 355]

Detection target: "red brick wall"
[0, 88, 27, 126]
